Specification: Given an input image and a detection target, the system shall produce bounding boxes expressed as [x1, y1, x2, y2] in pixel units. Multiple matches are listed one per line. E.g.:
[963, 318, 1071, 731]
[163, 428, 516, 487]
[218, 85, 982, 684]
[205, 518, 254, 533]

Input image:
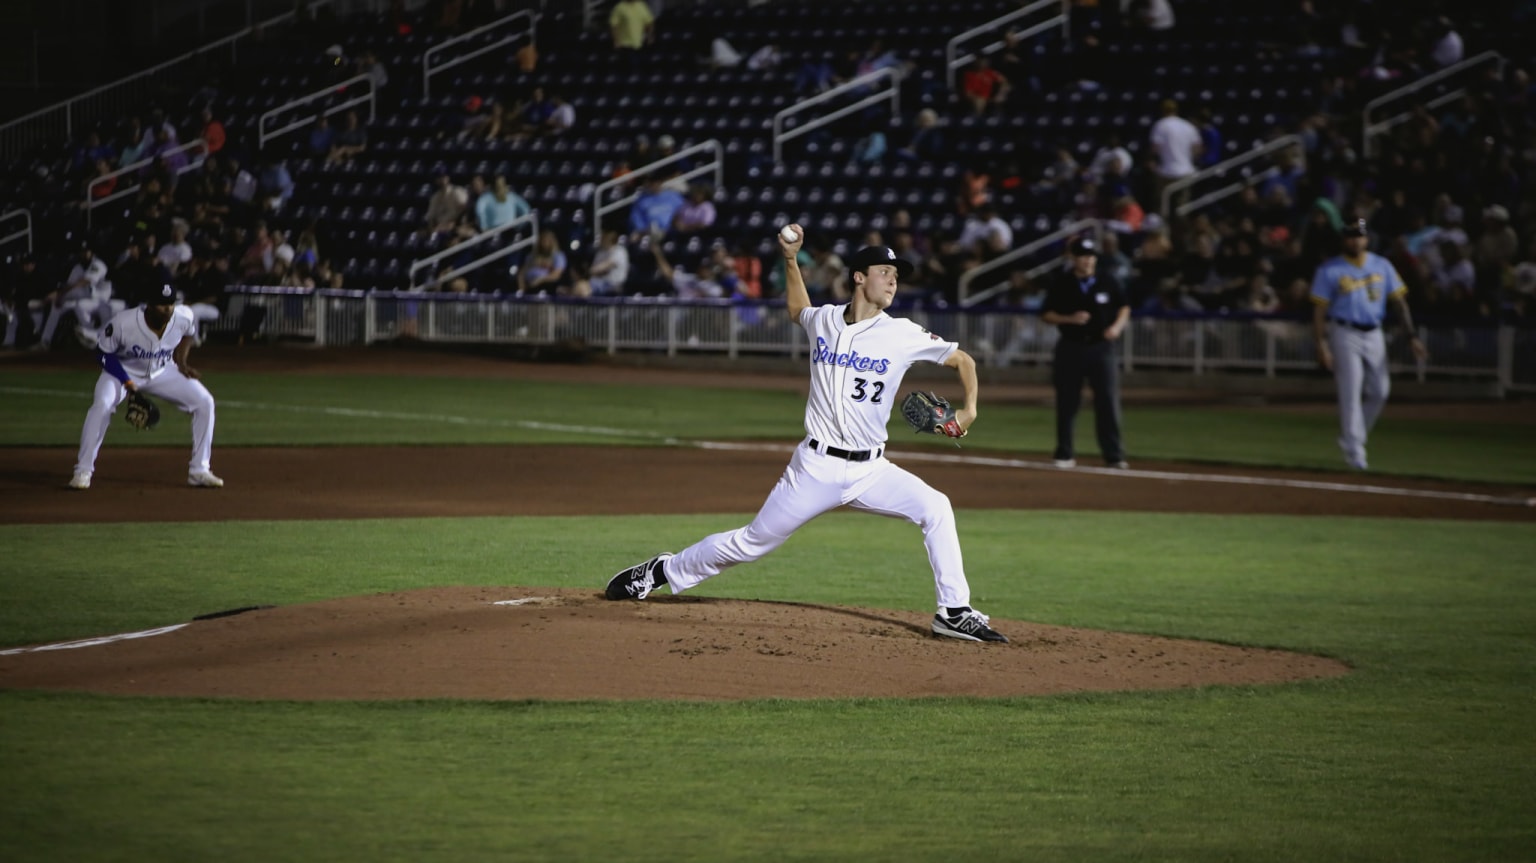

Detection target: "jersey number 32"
[851, 378, 885, 403]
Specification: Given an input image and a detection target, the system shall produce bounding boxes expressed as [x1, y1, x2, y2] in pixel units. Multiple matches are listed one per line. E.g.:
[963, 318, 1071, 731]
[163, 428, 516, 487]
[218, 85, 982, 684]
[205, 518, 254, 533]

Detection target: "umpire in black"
[1041, 237, 1130, 469]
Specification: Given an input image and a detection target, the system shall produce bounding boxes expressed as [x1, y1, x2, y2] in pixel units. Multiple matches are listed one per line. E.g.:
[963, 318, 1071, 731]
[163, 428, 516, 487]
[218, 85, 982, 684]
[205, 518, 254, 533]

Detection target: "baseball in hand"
[780, 225, 800, 243]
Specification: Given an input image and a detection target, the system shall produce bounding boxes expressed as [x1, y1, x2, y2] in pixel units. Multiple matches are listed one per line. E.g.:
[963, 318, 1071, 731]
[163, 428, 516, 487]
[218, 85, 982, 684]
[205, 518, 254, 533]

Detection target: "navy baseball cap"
[141, 282, 177, 306]
[1341, 218, 1368, 237]
[1068, 237, 1097, 256]
[847, 245, 913, 278]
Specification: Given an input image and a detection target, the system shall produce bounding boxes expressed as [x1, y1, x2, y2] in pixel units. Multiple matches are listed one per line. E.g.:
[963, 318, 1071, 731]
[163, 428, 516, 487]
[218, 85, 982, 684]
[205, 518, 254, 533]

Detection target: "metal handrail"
[593, 139, 724, 239]
[0, 209, 33, 254]
[959, 219, 1103, 306]
[945, 0, 1064, 92]
[772, 67, 901, 164]
[85, 137, 208, 228]
[1362, 50, 1505, 158]
[423, 9, 539, 99]
[1160, 134, 1301, 219]
[258, 74, 377, 151]
[0, 0, 334, 160]
[409, 211, 540, 289]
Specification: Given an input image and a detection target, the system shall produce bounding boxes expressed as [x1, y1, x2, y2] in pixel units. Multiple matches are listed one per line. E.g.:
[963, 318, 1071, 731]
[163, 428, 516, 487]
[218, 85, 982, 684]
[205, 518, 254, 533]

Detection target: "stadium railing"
[214, 287, 1528, 393]
[422, 9, 539, 99]
[86, 137, 208, 229]
[409, 211, 541, 290]
[258, 75, 378, 151]
[0, 0, 335, 161]
[1159, 135, 1303, 221]
[945, 0, 1067, 93]
[0, 209, 32, 255]
[772, 67, 902, 164]
[1362, 51, 1506, 159]
[593, 139, 724, 239]
[958, 218, 1105, 307]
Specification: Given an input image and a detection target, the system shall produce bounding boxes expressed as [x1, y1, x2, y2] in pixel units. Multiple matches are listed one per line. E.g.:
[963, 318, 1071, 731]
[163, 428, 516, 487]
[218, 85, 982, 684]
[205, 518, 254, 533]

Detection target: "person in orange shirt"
[200, 107, 226, 155]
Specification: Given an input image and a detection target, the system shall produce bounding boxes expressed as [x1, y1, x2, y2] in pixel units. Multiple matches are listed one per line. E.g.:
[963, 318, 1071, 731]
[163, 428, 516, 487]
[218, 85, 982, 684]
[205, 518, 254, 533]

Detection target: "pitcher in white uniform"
[68, 281, 223, 490]
[605, 226, 1008, 643]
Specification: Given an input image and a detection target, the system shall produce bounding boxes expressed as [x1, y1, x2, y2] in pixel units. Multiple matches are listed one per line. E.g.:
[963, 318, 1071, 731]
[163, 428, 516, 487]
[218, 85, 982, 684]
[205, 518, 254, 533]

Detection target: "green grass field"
[2, 365, 1534, 861]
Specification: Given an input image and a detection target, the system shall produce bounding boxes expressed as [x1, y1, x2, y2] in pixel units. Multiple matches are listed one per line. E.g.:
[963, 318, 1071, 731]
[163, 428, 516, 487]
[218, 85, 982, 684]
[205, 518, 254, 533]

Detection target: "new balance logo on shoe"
[931, 608, 1009, 643]
[604, 553, 673, 601]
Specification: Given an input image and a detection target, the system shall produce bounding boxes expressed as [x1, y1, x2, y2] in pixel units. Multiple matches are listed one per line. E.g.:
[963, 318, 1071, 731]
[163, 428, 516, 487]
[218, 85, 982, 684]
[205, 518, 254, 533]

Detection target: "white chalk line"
[0, 385, 680, 443]
[0, 623, 188, 655]
[7, 386, 1530, 507]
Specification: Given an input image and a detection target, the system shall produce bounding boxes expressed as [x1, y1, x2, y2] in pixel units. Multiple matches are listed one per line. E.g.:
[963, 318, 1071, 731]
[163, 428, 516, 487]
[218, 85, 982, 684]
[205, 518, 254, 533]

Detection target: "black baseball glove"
[124, 390, 161, 431]
[901, 391, 966, 438]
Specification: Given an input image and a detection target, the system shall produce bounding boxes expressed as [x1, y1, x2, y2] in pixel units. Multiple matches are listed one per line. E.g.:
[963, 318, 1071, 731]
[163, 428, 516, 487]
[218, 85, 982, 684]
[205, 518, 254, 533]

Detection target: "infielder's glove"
[123, 390, 160, 431]
[901, 391, 966, 438]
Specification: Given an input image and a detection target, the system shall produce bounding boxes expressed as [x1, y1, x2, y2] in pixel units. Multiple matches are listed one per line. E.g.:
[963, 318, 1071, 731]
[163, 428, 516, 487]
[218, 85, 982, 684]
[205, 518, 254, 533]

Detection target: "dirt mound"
[0, 587, 1349, 701]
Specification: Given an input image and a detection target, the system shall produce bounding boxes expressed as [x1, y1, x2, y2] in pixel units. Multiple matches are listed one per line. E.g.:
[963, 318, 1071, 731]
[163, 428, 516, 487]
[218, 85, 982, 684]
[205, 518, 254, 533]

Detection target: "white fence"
[945, 0, 1067, 92]
[1363, 51, 1505, 158]
[214, 287, 1530, 392]
[772, 67, 902, 164]
[0, 209, 32, 255]
[423, 9, 539, 98]
[258, 75, 378, 151]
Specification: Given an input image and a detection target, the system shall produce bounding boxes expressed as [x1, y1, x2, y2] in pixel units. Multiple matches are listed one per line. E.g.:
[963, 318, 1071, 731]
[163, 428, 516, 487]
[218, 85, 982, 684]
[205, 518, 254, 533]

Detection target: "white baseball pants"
[75, 369, 217, 475]
[1329, 324, 1389, 465]
[664, 438, 972, 609]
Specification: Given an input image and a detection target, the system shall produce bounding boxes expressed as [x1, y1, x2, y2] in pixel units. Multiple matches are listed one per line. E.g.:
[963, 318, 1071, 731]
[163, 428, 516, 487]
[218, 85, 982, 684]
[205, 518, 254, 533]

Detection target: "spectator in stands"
[424, 173, 469, 235]
[730, 239, 763, 298]
[517, 38, 539, 73]
[157, 221, 194, 275]
[1430, 16, 1464, 68]
[671, 184, 717, 235]
[464, 101, 508, 141]
[475, 175, 531, 232]
[200, 107, 226, 156]
[747, 43, 782, 72]
[241, 222, 275, 280]
[35, 245, 109, 351]
[308, 113, 335, 157]
[540, 94, 576, 136]
[1087, 133, 1133, 188]
[70, 130, 116, 175]
[1133, 0, 1176, 34]
[118, 116, 148, 167]
[259, 158, 295, 213]
[802, 240, 846, 301]
[147, 126, 188, 177]
[327, 110, 368, 165]
[895, 109, 945, 162]
[578, 228, 630, 297]
[610, 0, 655, 67]
[1475, 205, 1519, 274]
[357, 50, 389, 91]
[1148, 99, 1203, 206]
[511, 87, 556, 137]
[84, 158, 117, 202]
[649, 230, 724, 299]
[628, 176, 686, 241]
[1195, 107, 1223, 168]
[517, 228, 569, 295]
[960, 56, 1010, 117]
[2, 255, 45, 350]
[1033, 146, 1082, 208]
[957, 204, 1013, 259]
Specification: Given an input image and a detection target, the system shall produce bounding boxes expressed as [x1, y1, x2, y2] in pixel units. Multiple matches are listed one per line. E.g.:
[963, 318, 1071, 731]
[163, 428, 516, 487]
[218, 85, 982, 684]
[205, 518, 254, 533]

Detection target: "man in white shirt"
[957, 204, 1014, 258]
[38, 246, 111, 350]
[585, 228, 630, 296]
[156, 223, 194, 274]
[1148, 98, 1203, 208]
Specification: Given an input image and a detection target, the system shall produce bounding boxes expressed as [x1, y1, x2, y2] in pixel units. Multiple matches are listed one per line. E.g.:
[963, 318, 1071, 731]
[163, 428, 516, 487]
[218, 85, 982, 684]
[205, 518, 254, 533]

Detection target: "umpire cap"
[847, 245, 913, 279]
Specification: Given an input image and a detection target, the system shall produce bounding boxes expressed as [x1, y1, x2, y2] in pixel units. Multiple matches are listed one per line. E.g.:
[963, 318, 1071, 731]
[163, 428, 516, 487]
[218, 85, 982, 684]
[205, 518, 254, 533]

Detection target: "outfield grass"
[2, 512, 1534, 862]
[2, 370, 1531, 483]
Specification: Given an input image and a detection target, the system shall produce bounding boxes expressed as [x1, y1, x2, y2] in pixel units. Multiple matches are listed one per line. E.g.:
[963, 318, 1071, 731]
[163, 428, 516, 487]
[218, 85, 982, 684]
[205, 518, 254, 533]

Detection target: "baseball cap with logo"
[847, 245, 913, 278]
[141, 282, 177, 306]
[1068, 237, 1097, 256]
[1341, 218, 1369, 237]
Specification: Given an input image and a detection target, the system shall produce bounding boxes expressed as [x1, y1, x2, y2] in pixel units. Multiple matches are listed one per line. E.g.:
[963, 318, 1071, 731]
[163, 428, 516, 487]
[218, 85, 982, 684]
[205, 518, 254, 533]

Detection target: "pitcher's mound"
[0, 587, 1348, 700]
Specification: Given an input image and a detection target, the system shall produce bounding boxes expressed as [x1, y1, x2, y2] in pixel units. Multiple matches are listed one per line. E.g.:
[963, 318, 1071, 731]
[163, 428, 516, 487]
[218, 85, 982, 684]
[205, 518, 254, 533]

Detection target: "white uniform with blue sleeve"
[73, 304, 218, 485]
[1309, 251, 1406, 468]
[661, 303, 976, 610]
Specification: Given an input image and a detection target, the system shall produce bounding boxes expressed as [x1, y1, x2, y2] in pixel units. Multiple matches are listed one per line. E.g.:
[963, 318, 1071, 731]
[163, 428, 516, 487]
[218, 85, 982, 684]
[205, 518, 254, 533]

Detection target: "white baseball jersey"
[98, 305, 197, 384]
[799, 304, 957, 451]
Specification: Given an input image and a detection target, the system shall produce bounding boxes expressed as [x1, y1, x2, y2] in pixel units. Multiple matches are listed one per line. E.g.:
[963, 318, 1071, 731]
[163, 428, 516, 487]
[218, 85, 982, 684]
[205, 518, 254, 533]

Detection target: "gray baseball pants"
[1330, 324, 1389, 466]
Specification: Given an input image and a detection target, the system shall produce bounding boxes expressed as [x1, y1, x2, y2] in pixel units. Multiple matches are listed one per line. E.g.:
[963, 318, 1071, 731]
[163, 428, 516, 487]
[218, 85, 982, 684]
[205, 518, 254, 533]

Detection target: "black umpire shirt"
[1043, 268, 1128, 344]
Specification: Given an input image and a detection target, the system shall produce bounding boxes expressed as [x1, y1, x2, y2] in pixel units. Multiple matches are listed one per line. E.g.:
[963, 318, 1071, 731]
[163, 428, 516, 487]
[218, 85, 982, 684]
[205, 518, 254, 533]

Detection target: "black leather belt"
[1331, 318, 1378, 332]
[808, 438, 881, 462]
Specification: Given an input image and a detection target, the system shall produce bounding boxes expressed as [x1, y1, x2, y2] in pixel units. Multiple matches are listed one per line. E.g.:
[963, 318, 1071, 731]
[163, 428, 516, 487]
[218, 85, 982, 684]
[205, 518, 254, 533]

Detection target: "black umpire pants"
[1052, 338, 1124, 462]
